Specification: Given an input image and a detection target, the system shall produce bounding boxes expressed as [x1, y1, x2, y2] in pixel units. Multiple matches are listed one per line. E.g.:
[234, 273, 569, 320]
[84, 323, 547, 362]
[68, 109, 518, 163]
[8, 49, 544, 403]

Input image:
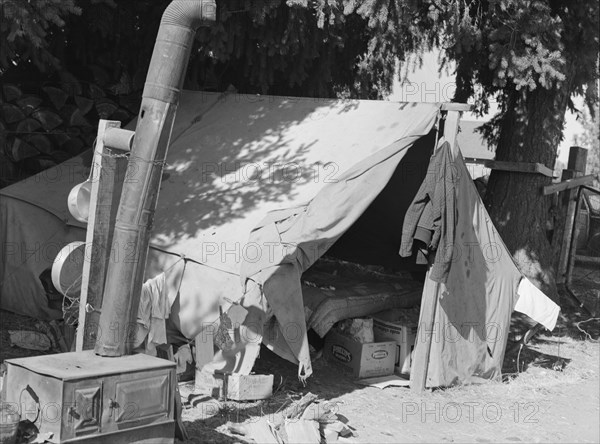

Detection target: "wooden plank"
[410, 279, 440, 393]
[174, 380, 189, 441]
[483, 160, 554, 178]
[463, 159, 554, 178]
[195, 326, 215, 371]
[444, 110, 461, 158]
[566, 191, 585, 285]
[463, 157, 489, 165]
[225, 374, 273, 401]
[75, 121, 116, 351]
[558, 169, 578, 207]
[194, 325, 216, 394]
[575, 255, 600, 265]
[76, 120, 128, 351]
[556, 147, 589, 285]
[543, 174, 596, 195]
[440, 103, 473, 112]
[556, 172, 581, 284]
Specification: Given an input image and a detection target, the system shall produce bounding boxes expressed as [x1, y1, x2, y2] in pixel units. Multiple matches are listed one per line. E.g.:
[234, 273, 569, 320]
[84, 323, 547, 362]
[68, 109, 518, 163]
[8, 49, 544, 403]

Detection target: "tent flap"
[414, 149, 558, 388]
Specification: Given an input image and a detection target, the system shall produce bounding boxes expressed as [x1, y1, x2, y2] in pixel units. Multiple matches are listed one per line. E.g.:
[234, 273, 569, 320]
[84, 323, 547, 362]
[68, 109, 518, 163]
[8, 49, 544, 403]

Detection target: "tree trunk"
[484, 79, 572, 302]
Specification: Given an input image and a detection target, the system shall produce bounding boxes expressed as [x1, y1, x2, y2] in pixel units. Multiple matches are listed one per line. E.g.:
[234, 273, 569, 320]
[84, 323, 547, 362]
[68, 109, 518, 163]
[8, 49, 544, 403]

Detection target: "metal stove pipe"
[95, 0, 216, 356]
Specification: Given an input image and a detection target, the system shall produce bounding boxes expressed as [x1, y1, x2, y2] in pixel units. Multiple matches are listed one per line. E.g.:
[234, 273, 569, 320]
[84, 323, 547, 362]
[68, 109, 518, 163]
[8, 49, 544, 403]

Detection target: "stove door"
[63, 380, 103, 440]
[104, 368, 173, 431]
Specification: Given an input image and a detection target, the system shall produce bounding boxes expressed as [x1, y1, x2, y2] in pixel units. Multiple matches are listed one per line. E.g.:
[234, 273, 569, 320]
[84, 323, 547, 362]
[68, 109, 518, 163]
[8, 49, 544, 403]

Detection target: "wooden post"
[566, 189, 584, 285]
[194, 326, 216, 394]
[444, 110, 461, 159]
[76, 121, 131, 351]
[76, 121, 126, 350]
[568, 146, 588, 173]
[556, 147, 588, 285]
[410, 108, 463, 393]
[410, 279, 440, 393]
[195, 328, 215, 372]
[543, 174, 595, 195]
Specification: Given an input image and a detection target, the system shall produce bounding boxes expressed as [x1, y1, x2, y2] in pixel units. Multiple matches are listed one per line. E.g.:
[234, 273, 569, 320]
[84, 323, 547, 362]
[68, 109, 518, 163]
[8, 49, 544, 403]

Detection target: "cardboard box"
[226, 374, 273, 401]
[373, 310, 418, 376]
[195, 372, 273, 401]
[324, 330, 395, 379]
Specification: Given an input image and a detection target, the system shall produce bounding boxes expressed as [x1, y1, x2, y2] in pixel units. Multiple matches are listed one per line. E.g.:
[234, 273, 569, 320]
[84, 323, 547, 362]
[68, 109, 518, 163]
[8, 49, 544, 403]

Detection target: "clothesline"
[149, 244, 240, 277]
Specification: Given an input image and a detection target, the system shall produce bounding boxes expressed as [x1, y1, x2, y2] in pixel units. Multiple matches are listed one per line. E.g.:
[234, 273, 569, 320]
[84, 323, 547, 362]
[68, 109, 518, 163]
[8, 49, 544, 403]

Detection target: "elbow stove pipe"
[95, 0, 216, 357]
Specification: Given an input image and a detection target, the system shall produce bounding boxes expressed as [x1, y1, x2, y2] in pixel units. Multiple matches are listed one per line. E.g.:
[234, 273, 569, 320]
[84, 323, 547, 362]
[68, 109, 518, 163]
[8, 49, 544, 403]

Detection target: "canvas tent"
[0, 91, 559, 388]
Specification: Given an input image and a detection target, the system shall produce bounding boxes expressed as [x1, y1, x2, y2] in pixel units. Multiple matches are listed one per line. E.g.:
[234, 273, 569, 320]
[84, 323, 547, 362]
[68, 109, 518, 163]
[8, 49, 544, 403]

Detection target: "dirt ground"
[181, 263, 600, 443]
[180, 329, 599, 443]
[1, 263, 598, 443]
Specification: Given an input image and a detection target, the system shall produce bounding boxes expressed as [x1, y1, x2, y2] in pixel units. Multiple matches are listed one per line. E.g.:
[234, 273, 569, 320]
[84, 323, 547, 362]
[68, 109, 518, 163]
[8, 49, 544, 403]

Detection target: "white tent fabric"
[0, 90, 558, 387]
[1, 91, 439, 327]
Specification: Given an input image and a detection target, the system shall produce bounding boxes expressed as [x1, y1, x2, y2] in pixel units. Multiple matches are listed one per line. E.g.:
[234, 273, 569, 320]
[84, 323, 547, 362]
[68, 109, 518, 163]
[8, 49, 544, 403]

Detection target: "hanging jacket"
[399, 141, 456, 282]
